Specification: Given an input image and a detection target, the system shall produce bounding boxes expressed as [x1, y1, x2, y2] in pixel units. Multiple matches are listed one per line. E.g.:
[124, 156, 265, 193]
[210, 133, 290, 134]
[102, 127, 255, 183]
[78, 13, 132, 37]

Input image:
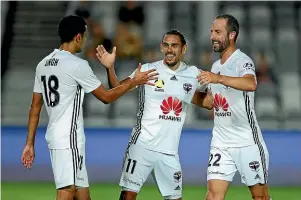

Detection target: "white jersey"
[128, 60, 207, 155]
[210, 49, 264, 147]
[33, 49, 101, 149]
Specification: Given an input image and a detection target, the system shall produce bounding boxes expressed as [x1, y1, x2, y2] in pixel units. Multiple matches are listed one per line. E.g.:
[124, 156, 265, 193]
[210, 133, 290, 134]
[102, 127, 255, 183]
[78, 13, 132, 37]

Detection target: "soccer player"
[20, 15, 157, 200]
[199, 14, 271, 200]
[96, 29, 213, 200]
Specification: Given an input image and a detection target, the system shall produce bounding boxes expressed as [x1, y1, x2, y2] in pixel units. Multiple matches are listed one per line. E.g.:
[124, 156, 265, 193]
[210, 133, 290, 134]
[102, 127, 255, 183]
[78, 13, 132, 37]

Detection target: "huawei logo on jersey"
[214, 94, 231, 117]
[159, 97, 182, 122]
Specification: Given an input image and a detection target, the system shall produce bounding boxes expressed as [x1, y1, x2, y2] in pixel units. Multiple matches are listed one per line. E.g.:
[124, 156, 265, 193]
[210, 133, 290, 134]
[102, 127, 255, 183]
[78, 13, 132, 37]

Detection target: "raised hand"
[21, 144, 35, 169]
[132, 63, 159, 86]
[96, 45, 116, 69]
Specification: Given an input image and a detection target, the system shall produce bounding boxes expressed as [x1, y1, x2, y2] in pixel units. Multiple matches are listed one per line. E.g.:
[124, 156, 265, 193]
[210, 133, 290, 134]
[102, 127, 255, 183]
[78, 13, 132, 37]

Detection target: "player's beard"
[165, 60, 178, 67]
[212, 37, 230, 53]
[164, 53, 179, 67]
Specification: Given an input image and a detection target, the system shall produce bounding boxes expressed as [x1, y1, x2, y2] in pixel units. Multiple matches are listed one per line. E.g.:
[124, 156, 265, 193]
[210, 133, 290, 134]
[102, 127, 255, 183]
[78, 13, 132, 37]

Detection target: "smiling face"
[160, 34, 187, 68]
[210, 18, 231, 53]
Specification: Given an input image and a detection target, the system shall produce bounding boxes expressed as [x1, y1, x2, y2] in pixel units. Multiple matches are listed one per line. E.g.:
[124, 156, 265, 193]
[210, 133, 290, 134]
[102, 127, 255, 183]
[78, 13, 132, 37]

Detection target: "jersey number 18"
[41, 75, 60, 107]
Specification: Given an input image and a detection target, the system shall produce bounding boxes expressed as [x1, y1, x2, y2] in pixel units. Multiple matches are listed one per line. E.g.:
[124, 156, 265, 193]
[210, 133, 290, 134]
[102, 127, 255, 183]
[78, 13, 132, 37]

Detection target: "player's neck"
[220, 46, 237, 65]
[59, 43, 77, 55]
[163, 61, 181, 71]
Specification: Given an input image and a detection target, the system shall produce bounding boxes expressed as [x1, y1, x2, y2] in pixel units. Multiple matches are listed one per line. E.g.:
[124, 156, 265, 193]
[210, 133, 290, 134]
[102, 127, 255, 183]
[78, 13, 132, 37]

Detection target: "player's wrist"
[217, 75, 224, 84]
[25, 140, 35, 147]
[129, 78, 138, 88]
[105, 65, 115, 71]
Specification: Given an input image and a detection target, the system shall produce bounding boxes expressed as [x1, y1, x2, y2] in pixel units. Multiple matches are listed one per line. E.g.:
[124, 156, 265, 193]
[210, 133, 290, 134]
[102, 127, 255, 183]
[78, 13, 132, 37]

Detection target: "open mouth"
[166, 54, 175, 60]
[212, 41, 220, 46]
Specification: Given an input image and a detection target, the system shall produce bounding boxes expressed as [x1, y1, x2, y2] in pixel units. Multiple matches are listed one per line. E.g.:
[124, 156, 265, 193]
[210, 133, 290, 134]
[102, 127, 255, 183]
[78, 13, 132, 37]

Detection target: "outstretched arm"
[199, 72, 256, 91]
[105, 67, 131, 88]
[91, 63, 157, 104]
[96, 45, 132, 89]
[198, 60, 257, 92]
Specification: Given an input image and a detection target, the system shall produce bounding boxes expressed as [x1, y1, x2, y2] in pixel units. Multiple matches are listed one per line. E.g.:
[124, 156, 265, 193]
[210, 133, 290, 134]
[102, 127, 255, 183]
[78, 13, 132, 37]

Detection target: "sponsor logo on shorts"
[214, 93, 231, 117]
[255, 174, 261, 180]
[174, 185, 181, 190]
[159, 97, 182, 122]
[249, 161, 260, 172]
[208, 171, 225, 175]
[249, 161, 261, 180]
[123, 176, 141, 186]
[173, 171, 182, 183]
[76, 176, 84, 181]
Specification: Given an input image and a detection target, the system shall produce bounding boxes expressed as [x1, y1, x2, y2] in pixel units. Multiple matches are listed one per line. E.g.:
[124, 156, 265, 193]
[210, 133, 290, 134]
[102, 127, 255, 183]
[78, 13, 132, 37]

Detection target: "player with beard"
[198, 14, 271, 200]
[96, 29, 213, 200]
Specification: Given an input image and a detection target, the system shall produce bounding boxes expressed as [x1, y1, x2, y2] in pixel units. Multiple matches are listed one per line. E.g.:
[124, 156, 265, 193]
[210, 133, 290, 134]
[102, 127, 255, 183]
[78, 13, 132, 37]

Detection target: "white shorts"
[207, 143, 269, 186]
[119, 144, 182, 199]
[49, 147, 89, 189]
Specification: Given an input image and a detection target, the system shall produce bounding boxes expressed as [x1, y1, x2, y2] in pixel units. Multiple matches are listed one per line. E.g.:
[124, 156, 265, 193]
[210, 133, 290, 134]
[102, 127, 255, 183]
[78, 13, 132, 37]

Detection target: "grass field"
[1, 182, 301, 200]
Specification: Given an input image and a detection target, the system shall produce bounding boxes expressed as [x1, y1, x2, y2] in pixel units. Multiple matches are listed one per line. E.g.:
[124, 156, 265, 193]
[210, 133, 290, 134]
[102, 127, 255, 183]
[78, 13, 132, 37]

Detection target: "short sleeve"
[33, 74, 42, 93]
[72, 61, 102, 93]
[237, 58, 256, 77]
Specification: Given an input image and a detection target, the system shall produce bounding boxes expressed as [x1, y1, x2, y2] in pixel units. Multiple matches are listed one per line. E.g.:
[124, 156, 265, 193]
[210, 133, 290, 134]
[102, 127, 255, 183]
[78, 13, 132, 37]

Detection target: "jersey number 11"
[41, 75, 60, 107]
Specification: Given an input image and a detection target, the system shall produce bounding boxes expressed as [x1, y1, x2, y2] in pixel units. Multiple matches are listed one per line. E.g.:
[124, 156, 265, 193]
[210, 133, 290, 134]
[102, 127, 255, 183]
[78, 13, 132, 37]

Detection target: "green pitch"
[1, 182, 300, 200]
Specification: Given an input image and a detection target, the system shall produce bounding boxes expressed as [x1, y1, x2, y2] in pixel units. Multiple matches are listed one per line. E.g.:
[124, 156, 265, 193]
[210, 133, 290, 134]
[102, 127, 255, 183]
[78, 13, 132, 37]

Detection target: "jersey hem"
[135, 143, 177, 155]
[47, 142, 85, 150]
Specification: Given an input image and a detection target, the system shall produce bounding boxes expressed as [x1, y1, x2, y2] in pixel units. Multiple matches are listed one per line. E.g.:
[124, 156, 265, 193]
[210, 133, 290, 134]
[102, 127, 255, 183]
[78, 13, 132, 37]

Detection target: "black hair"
[162, 29, 187, 46]
[58, 15, 87, 44]
[75, 8, 90, 19]
[216, 14, 239, 42]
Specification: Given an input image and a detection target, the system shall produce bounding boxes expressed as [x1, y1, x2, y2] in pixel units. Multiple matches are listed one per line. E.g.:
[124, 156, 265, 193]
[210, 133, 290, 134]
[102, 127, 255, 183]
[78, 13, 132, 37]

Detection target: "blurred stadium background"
[1, 1, 301, 199]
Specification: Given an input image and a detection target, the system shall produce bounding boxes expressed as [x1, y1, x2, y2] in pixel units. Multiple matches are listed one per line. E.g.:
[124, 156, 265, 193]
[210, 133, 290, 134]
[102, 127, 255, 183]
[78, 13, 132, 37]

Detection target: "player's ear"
[229, 31, 236, 40]
[160, 42, 164, 52]
[75, 33, 82, 43]
[182, 44, 188, 55]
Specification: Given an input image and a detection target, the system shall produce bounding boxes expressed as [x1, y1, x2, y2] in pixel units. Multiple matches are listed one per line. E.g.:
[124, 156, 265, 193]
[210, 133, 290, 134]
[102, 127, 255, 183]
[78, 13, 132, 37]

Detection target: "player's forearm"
[202, 93, 214, 110]
[218, 75, 257, 91]
[106, 68, 121, 88]
[26, 107, 41, 146]
[192, 92, 213, 110]
[103, 80, 136, 103]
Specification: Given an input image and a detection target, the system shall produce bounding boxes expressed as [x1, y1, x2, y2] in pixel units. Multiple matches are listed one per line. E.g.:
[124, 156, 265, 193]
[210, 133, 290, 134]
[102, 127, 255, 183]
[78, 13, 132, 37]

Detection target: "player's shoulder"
[36, 51, 56, 71]
[63, 52, 89, 68]
[182, 62, 201, 75]
[211, 59, 221, 71]
[146, 60, 163, 70]
[233, 50, 254, 66]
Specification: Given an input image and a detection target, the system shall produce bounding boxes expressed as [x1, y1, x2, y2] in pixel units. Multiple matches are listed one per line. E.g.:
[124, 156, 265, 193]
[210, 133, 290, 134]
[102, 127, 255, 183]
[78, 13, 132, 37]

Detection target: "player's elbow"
[205, 104, 214, 110]
[202, 102, 213, 110]
[99, 96, 112, 104]
[100, 93, 118, 104]
[92, 86, 115, 104]
[249, 82, 257, 91]
[101, 99, 110, 104]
